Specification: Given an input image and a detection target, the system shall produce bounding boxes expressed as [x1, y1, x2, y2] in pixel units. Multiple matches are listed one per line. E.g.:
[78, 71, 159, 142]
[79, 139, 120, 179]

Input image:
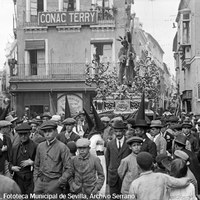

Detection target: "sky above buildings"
[133, 0, 180, 76]
[0, 0, 14, 69]
[0, 0, 180, 75]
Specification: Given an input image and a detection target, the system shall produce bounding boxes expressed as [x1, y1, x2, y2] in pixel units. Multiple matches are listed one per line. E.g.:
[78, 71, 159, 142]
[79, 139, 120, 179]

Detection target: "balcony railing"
[10, 62, 117, 81]
[10, 63, 87, 81]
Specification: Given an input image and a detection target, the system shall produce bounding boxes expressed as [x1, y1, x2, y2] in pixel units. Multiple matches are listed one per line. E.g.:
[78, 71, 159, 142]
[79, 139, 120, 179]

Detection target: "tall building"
[173, 0, 200, 114]
[10, 0, 133, 117]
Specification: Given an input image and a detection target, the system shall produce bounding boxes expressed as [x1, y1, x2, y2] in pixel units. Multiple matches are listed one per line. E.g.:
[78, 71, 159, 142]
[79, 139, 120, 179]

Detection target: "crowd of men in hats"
[1, 96, 200, 200]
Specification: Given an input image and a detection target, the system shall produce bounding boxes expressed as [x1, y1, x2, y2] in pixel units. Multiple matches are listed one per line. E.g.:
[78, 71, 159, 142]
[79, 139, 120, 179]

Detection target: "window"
[25, 40, 45, 76]
[181, 12, 191, 44]
[198, 84, 200, 100]
[63, 0, 76, 11]
[37, 0, 44, 12]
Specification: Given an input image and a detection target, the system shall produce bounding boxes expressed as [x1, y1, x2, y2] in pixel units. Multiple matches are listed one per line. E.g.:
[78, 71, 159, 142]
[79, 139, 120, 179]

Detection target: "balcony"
[10, 63, 87, 81]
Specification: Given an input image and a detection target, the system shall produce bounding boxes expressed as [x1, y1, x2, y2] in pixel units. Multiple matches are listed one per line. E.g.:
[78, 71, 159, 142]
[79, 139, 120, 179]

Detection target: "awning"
[25, 40, 45, 50]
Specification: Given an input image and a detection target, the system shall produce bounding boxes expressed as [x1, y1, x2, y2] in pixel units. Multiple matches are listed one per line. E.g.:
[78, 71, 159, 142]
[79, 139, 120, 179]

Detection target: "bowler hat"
[41, 112, 52, 119]
[15, 122, 31, 134]
[126, 136, 143, 145]
[76, 138, 91, 148]
[174, 134, 187, 146]
[137, 152, 153, 170]
[150, 120, 163, 128]
[168, 116, 179, 123]
[40, 120, 57, 130]
[112, 120, 127, 129]
[62, 118, 76, 125]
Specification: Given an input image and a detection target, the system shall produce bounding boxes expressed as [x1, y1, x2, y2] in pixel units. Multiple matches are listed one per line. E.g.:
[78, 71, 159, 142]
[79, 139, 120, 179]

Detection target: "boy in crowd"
[69, 138, 104, 196]
[118, 136, 143, 195]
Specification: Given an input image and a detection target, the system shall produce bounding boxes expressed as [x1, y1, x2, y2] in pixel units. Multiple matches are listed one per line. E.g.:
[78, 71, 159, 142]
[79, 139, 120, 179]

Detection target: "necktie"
[118, 140, 121, 151]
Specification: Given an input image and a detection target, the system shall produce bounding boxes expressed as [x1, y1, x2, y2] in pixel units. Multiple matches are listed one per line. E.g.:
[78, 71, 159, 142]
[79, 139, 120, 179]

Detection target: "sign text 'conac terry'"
[38, 11, 97, 26]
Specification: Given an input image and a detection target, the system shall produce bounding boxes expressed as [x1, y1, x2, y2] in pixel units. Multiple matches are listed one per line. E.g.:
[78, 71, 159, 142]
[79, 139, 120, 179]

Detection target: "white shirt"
[116, 136, 125, 149]
[0, 133, 3, 141]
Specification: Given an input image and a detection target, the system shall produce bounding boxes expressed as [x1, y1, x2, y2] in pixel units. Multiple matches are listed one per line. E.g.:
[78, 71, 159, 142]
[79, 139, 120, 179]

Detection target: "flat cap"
[51, 115, 61, 122]
[76, 138, 91, 148]
[0, 120, 12, 128]
[126, 136, 143, 145]
[15, 122, 31, 134]
[62, 118, 76, 125]
[40, 120, 57, 130]
[101, 116, 110, 122]
[174, 150, 189, 161]
[28, 119, 39, 126]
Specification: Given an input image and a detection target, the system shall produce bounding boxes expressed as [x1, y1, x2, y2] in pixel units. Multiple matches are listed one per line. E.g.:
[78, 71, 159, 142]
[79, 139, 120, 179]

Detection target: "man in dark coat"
[9, 122, 37, 195]
[105, 120, 131, 198]
[134, 119, 157, 161]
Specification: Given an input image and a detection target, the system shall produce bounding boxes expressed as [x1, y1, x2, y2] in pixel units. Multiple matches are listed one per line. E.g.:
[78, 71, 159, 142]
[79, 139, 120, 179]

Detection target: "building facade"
[10, 0, 133, 117]
[174, 0, 200, 114]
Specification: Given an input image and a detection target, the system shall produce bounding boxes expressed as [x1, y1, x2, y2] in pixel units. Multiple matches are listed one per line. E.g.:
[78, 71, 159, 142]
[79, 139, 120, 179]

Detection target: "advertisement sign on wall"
[57, 93, 83, 116]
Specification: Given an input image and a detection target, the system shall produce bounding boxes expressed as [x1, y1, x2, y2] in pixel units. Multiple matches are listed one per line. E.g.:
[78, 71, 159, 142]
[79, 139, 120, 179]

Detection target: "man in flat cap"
[105, 120, 131, 198]
[29, 119, 45, 144]
[57, 118, 80, 145]
[118, 136, 143, 195]
[33, 120, 71, 195]
[0, 121, 12, 177]
[9, 122, 37, 195]
[68, 138, 104, 196]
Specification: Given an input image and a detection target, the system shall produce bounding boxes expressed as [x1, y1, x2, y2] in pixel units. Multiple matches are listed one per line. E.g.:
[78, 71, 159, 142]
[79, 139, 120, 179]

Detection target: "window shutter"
[47, 0, 59, 11]
[30, 0, 37, 16]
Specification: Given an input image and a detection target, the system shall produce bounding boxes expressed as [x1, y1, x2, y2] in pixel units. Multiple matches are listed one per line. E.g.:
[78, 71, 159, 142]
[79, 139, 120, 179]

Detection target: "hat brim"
[150, 125, 163, 128]
[127, 139, 143, 145]
[174, 140, 186, 146]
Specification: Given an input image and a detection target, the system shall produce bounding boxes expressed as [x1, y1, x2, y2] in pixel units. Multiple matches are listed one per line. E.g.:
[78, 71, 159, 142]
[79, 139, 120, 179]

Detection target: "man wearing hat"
[57, 117, 80, 145]
[68, 138, 104, 196]
[150, 120, 167, 155]
[33, 120, 71, 194]
[9, 122, 37, 195]
[51, 115, 62, 134]
[29, 119, 45, 144]
[182, 121, 198, 153]
[174, 134, 200, 194]
[118, 136, 143, 195]
[134, 120, 157, 161]
[129, 152, 191, 200]
[0, 121, 12, 176]
[41, 112, 52, 122]
[105, 120, 131, 198]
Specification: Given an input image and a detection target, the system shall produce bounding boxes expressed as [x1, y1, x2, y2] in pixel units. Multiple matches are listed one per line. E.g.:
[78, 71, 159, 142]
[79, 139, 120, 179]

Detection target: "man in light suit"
[150, 120, 167, 155]
[105, 120, 131, 198]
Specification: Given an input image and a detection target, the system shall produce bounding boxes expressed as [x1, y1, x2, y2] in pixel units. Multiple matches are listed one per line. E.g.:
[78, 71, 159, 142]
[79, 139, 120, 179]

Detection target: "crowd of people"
[1, 100, 200, 200]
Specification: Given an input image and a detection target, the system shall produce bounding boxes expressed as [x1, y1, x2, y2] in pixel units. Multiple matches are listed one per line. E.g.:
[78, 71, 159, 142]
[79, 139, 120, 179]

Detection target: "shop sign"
[38, 11, 97, 26]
